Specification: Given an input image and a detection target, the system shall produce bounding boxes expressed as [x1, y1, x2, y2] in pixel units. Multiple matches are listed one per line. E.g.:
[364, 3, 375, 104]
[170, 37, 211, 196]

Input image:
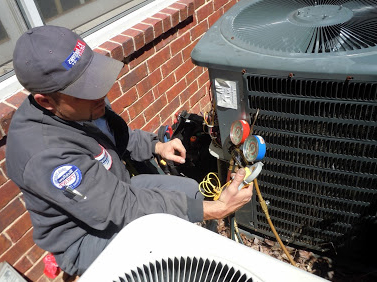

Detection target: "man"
[6, 25, 252, 276]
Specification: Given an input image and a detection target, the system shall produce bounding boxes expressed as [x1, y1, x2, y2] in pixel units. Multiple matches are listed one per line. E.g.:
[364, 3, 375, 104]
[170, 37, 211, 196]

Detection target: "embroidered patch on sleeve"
[51, 164, 82, 190]
[94, 145, 113, 170]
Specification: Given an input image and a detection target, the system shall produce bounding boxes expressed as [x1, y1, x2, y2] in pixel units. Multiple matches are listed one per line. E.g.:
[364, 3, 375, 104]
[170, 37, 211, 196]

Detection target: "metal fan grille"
[238, 74, 377, 251]
[117, 257, 253, 282]
[221, 0, 377, 55]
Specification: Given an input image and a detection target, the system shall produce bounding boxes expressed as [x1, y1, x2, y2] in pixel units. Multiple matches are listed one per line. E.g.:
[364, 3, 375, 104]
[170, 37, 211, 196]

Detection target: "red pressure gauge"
[230, 120, 250, 145]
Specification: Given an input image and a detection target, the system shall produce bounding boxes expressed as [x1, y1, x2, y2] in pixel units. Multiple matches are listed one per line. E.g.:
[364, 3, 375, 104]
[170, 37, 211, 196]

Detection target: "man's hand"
[203, 168, 253, 220]
[155, 139, 186, 164]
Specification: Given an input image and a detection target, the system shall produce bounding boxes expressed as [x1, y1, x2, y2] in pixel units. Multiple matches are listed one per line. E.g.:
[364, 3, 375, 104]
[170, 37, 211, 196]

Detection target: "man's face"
[51, 93, 107, 121]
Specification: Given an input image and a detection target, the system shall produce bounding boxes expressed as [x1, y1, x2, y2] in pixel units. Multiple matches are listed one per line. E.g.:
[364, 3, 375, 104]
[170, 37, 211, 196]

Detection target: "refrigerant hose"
[253, 178, 297, 267]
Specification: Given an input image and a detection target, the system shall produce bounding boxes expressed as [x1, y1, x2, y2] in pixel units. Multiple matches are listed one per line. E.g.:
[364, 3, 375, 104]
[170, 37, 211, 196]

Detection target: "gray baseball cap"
[13, 25, 123, 100]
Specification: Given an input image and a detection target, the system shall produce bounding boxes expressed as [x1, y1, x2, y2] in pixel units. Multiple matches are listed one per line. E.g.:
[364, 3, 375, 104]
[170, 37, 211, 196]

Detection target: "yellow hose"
[253, 178, 297, 267]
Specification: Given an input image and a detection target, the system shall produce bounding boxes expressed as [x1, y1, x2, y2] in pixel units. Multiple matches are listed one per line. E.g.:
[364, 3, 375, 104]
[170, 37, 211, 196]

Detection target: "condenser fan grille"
[118, 257, 253, 282]
[221, 0, 377, 54]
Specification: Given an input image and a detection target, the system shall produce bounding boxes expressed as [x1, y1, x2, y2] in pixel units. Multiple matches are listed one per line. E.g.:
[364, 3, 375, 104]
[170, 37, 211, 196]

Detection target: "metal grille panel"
[240, 74, 377, 251]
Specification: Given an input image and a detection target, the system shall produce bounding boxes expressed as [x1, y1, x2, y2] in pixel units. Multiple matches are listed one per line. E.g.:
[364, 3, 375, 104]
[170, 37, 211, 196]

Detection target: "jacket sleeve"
[126, 128, 159, 161]
[22, 147, 203, 231]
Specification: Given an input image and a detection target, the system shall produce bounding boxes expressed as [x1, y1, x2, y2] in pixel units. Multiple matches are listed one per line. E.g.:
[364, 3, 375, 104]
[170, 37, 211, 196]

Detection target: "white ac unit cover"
[80, 214, 326, 282]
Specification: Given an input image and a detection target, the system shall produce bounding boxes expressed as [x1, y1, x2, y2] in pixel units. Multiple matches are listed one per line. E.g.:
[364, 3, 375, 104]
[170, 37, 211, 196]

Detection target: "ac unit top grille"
[118, 257, 253, 282]
[223, 0, 377, 55]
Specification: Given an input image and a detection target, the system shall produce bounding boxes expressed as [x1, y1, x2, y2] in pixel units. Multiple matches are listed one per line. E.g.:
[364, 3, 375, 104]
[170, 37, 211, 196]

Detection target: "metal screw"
[265, 200, 270, 206]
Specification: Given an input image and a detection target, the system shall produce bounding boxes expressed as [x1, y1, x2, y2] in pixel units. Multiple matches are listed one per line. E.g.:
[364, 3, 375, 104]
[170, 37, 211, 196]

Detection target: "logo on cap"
[62, 40, 86, 70]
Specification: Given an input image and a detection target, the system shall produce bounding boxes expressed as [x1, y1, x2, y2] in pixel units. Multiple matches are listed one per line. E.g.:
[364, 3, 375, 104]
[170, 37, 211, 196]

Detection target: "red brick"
[153, 73, 176, 98]
[25, 257, 45, 282]
[128, 114, 146, 130]
[119, 64, 148, 92]
[37, 274, 54, 282]
[7, 212, 32, 242]
[14, 256, 33, 274]
[0, 181, 21, 210]
[0, 144, 5, 160]
[133, 23, 154, 45]
[175, 59, 195, 82]
[111, 88, 138, 114]
[0, 234, 11, 254]
[0, 198, 26, 233]
[224, 0, 237, 13]
[0, 103, 16, 136]
[27, 245, 46, 263]
[111, 34, 135, 57]
[178, 100, 191, 113]
[107, 82, 122, 103]
[199, 91, 212, 111]
[136, 69, 162, 96]
[147, 46, 171, 73]
[166, 79, 186, 102]
[120, 110, 131, 124]
[196, 2, 214, 23]
[170, 3, 188, 21]
[152, 13, 172, 33]
[6, 92, 28, 109]
[154, 29, 178, 52]
[181, 81, 199, 102]
[160, 96, 180, 122]
[214, 0, 228, 11]
[127, 43, 155, 70]
[191, 102, 201, 114]
[117, 64, 130, 79]
[0, 229, 34, 265]
[144, 95, 168, 121]
[161, 8, 180, 28]
[98, 41, 124, 61]
[143, 17, 163, 39]
[182, 38, 199, 62]
[208, 8, 223, 27]
[0, 170, 7, 187]
[177, 0, 195, 17]
[122, 29, 145, 51]
[198, 71, 210, 88]
[93, 47, 110, 57]
[0, 161, 7, 179]
[194, 0, 206, 9]
[177, 15, 196, 37]
[170, 32, 191, 56]
[190, 19, 208, 41]
[161, 53, 183, 78]
[141, 115, 161, 133]
[186, 65, 203, 85]
[189, 85, 206, 107]
[128, 91, 154, 120]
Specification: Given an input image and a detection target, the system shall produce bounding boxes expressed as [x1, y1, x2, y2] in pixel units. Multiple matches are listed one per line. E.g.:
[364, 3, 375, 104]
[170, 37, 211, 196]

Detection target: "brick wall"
[0, 0, 238, 280]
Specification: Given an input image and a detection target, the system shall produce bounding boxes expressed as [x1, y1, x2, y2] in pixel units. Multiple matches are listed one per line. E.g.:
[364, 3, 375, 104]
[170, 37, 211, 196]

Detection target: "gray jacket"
[6, 95, 203, 254]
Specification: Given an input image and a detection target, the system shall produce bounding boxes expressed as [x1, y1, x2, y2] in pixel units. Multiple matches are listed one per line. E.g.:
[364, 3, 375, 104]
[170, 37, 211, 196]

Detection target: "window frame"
[0, 0, 177, 101]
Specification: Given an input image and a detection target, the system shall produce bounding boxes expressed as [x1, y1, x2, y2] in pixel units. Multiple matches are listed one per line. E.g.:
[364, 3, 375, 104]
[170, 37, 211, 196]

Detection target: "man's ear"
[33, 94, 56, 111]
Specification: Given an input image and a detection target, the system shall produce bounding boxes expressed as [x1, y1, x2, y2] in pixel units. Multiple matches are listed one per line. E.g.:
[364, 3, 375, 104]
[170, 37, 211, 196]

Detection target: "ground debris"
[214, 219, 377, 281]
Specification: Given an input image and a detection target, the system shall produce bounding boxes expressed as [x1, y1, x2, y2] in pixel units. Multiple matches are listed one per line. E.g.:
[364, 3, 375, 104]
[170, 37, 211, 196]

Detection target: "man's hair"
[32, 92, 62, 104]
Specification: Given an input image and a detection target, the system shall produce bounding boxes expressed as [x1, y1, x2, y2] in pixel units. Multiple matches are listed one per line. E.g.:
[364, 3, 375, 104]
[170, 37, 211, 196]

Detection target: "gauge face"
[242, 135, 258, 162]
[230, 120, 250, 145]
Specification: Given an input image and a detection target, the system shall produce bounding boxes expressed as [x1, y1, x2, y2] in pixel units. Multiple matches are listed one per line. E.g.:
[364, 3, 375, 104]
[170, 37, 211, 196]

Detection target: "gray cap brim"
[62, 52, 123, 100]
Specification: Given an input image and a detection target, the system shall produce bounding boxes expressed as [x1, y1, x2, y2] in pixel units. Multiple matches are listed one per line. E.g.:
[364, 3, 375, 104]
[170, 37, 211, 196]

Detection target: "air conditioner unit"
[191, 0, 377, 254]
[80, 214, 325, 282]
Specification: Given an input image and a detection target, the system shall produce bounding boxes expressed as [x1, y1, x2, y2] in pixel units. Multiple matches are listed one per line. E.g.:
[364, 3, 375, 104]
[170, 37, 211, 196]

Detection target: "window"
[0, 0, 151, 79]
